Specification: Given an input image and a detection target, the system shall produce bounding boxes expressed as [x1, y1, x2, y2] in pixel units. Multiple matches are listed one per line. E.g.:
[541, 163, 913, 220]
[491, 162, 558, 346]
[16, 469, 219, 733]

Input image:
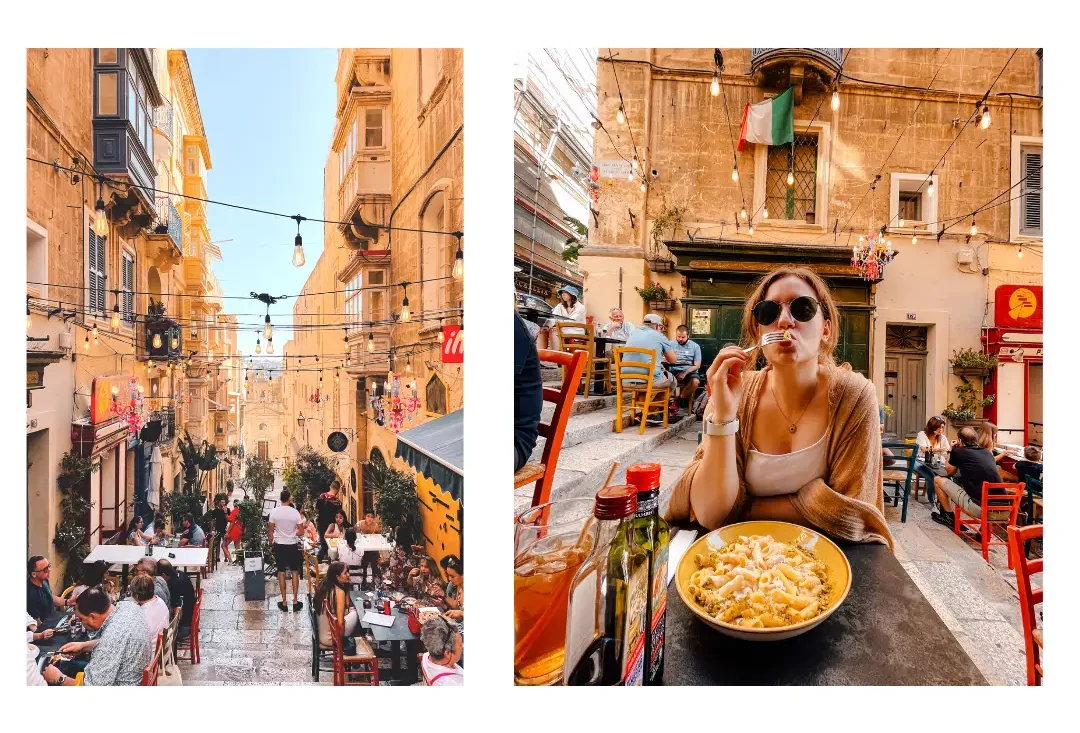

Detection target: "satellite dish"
[327, 431, 349, 453]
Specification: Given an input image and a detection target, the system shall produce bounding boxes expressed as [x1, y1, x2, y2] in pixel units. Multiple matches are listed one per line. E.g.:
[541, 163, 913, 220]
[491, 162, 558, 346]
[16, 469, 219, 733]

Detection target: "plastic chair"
[324, 598, 378, 686]
[881, 442, 917, 523]
[556, 321, 609, 397]
[1008, 524, 1043, 685]
[613, 347, 670, 436]
[514, 349, 587, 508]
[175, 587, 203, 664]
[141, 632, 163, 686]
[954, 482, 1026, 567]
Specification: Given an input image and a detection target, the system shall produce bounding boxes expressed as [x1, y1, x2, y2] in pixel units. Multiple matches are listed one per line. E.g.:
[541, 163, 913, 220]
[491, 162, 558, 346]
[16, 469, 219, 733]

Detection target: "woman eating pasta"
[665, 266, 893, 549]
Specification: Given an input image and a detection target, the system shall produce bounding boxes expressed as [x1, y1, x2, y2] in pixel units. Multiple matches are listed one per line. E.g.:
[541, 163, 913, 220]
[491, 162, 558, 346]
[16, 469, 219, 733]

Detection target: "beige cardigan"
[664, 364, 894, 549]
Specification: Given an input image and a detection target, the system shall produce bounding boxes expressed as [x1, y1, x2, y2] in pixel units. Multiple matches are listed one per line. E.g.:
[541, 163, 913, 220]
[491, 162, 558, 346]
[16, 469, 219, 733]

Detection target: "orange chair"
[324, 598, 378, 686]
[141, 632, 163, 686]
[514, 349, 587, 508]
[953, 482, 1026, 567]
[1008, 524, 1043, 685]
[175, 587, 203, 664]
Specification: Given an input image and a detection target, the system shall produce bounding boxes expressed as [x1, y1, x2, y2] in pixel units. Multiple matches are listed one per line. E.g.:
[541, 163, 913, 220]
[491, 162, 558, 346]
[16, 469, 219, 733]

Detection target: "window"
[766, 133, 818, 223]
[121, 250, 134, 324]
[889, 173, 938, 232]
[88, 226, 106, 315]
[27, 220, 47, 299]
[425, 374, 448, 416]
[1020, 145, 1042, 237]
[97, 72, 118, 116]
[420, 49, 442, 109]
[366, 270, 387, 321]
[364, 108, 383, 148]
[345, 272, 363, 327]
[421, 192, 448, 322]
[186, 146, 197, 176]
[98, 49, 118, 64]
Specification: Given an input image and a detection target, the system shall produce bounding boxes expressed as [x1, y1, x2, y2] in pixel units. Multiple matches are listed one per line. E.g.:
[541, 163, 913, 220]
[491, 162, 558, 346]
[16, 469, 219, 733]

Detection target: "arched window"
[420, 191, 448, 325]
[425, 373, 448, 416]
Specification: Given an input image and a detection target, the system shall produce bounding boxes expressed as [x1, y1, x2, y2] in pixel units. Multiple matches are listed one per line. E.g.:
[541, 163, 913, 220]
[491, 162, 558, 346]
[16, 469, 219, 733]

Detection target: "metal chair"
[1008, 524, 1043, 685]
[881, 442, 918, 523]
[613, 347, 670, 436]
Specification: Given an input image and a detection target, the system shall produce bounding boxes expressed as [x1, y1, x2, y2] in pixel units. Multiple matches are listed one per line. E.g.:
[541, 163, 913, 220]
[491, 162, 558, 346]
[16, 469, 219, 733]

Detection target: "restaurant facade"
[580, 48, 1042, 440]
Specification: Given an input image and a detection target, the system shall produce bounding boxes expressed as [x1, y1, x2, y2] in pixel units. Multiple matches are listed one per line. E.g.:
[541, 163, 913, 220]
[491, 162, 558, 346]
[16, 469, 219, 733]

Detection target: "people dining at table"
[127, 515, 153, 546]
[537, 285, 586, 350]
[314, 561, 359, 654]
[27, 555, 74, 623]
[71, 559, 115, 604]
[931, 426, 1003, 529]
[917, 416, 951, 464]
[177, 514, 206, 547]
[624, 314, 680, 425]
[665, 266, 893, 548]
[134, 557, 170, 606]
[316, 480, 344, 561]
[1014, 446, 1043, 487]
[324, 510, 350, 540]
[157, 559, 195, 639]
[150, 512, 168, 545]
[976, 422, 1007, 465]
[671, 324, 703, 416]
[600, 307, 634, 341]
[28, 612, 54, 645]
[408, 557, 447, 609]
[419, 616, 464, 686]
[130, 575, 169, 642]
[42, 588, 151, 686]
[514, 312, 544, 472]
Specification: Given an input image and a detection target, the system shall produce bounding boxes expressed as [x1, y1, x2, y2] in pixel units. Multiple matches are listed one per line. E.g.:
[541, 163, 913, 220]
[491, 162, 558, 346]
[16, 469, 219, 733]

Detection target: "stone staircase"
[515, 386, 699, 515]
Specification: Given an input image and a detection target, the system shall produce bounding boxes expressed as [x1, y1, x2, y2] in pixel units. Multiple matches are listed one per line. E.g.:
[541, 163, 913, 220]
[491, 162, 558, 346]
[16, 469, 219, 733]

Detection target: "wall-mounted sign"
[906, 313, 917, 321]
[596, 159, 633, 180]
[90, 375, 139, 425]
[327, 431, 349, 453]
[441, 325, 464, 363]
[691, 309, 712, 335]
[995, 284, 1042, 329]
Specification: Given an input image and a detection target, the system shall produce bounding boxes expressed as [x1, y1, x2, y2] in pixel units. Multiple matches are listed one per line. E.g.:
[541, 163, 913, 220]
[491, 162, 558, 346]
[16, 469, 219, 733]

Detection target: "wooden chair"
[613, 347, 670, 436]
[954, 482, 1026, 568]
[556, 321, 609, 397]
[141, 632, 164, 686]
[60, 585, 75, 600]
[324, 598, 378, 685]
[158, 607, 182, 682]
[304, 548, 322, 597]
[514, 349, 587, 509]
[882, 442, 917, 523]
[309, 598, 335, 681]
[175, 587, 203, 664]
[1008, 524, 1043, 685]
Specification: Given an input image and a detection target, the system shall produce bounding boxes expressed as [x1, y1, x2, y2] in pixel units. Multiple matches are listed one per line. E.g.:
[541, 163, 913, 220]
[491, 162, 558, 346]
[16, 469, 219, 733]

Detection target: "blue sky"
[187, 48, 337, 358]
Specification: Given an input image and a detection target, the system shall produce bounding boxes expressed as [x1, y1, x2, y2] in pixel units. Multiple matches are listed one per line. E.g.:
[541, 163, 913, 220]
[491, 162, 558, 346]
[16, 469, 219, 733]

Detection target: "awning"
[394, 409, 463, 502]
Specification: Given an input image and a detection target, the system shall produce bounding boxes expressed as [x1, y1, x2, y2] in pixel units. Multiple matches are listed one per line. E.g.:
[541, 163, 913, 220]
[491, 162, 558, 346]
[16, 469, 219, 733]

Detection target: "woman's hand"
[705, 345, 750, 423]
[40, 628, 55, 640]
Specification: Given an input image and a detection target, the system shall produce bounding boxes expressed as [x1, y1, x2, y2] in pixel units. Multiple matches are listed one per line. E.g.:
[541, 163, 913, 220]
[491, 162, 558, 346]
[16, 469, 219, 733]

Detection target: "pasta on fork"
[687, 533, 831, 628]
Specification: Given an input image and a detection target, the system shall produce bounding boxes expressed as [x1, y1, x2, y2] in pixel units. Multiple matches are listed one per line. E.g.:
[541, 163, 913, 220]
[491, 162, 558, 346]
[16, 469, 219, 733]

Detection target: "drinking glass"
[514, 497, 596, 686]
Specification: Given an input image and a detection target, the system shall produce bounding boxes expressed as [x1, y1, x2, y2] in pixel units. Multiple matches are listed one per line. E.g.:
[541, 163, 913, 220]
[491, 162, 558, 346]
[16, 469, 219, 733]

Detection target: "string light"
[831, 88, 840, 112]
[93, 180, 108, 236]
[710, 73, 720, 97]
[912, 234, 918, 245]
[255, 337, 261, 355]
[787, 170, 795, 186]
[1017, 245, 1023, 259]
[980, 104, 991, 130]
[264, 314, 272, 339]
[748, 222, 754, 236]
[731, 166, 739, 183]
[640, 180, 647, 193]
[898, 217, 905, 228]
[148, 359, 154, 370]
[762, 207, 768, 219]
[970, 217, 978, 236]
[152, 333, 162, 349]
[927, 176, 935, 197]
[616, 105, 625, 125]
[334, 369, 339, 384]
[83, 334, 90, 351]
[267, 337, 274, 354]
[292, 215, 306, 267]
[111, 297, 121, 329]
[27, 305, 31, 331]
[399, 284, 411, 323]
[452, 240, 464, 280]
[367, 330, 375, 352]
[137, 384, 144, 394]
[740, 206, 747, 220]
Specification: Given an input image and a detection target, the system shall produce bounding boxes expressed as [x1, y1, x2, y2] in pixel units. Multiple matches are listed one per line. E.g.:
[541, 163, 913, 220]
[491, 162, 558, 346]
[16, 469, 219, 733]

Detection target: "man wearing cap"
[624, 315, 678, 424]
[539, 285, 587, 350]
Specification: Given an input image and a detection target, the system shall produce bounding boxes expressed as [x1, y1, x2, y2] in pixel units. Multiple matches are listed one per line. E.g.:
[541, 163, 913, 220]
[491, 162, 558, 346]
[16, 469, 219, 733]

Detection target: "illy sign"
[441, 325, 463, 364]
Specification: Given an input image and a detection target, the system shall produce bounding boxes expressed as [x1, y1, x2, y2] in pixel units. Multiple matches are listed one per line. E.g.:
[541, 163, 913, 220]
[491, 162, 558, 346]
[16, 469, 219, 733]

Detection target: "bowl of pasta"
[675, 521, 851, 641]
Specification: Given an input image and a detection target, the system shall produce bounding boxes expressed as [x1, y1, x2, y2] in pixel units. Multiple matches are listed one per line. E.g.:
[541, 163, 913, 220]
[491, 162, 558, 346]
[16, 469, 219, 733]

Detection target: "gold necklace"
[770, 376, 820, 434]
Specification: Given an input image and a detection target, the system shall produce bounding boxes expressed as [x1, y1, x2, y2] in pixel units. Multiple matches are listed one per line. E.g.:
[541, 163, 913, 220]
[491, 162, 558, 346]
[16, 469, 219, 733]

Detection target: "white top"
[745, 429, 829, 496]
[268, 505, 302, 545]
[552, 301, 586, 323]
[142, 596, 170, 642]
[27, 645, 47, 686]
[337, 544, 365, 569]
[421, 652, 464, 686]
[916, 431, 950, 456]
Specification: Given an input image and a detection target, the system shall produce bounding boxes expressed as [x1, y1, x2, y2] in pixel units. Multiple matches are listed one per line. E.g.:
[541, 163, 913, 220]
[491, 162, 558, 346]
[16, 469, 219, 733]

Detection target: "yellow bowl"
[675, 521, 852, 641]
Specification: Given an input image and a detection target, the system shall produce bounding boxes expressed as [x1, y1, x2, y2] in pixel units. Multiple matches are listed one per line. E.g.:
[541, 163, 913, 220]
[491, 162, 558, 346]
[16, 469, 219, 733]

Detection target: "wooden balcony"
[338, 155, 391, 249]
[749, 48, 845, 104]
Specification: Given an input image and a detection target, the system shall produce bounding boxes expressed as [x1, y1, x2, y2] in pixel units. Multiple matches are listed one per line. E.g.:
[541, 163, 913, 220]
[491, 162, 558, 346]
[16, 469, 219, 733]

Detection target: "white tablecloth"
[84, 545, 209, 570]
[327, 534, 394, 561]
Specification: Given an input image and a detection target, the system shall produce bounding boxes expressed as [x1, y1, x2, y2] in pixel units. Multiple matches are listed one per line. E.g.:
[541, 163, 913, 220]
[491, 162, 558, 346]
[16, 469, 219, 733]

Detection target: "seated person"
[419, 617, 464, 686]
[71, 560, 114, 604]
[323, 510, 350, 540]
[127, 515, 153, 546]
[408, 557, 447, 610]
[357, 511, 383, 586]
[671, 325, 703, 415]
[624, 314, 679, 426]
[42, 589, 151, 686]
[666, 267, 892, 548]
[150, 513, 168, 544]
[28, 643, 48, 686]
[133, 557, 169, 606]
[514, 313, 543, 472]
[27, 555, 74, 623]
[932, 426, 1003, 528]
[600, 307, 635, 341]
[1014, 446, 1043, 487]
[441, 554, 464, 624]
[157, 559, 195, 639]
[916, 415, 950, 464]
[177, 514, 206, 547]
[976, 422, 1007, 465]
[336, 528, 365, 587]
[314, 562, 359, 654]
[27, 612, 55, 645]
[130, 575, 169, 642]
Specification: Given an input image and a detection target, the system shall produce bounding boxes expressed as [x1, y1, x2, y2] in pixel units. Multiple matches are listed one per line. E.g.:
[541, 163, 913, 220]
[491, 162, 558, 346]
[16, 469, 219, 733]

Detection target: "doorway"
[27, 430, 50, 558]
[1027, 362, 1043, 447]
[884, 325, 928, 440]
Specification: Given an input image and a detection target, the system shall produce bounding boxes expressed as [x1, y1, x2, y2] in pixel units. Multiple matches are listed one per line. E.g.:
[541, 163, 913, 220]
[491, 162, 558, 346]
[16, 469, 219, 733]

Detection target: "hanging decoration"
[370, 372, 423, 433]
[850, 229, 896, 282]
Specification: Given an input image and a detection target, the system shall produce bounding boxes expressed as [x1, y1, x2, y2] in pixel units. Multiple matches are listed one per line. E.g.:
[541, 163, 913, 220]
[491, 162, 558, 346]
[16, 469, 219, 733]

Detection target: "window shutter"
[1020, 148, 1042, 236]
[88, 227, 106, 313]
[122, 253, 134, 322]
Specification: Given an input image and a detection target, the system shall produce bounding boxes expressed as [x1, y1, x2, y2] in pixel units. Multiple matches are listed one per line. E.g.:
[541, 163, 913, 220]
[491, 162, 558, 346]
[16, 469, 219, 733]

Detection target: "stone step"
[514, 414, 698, 515]
[539, 390, 616, 423]
[528, 408, 632, 463]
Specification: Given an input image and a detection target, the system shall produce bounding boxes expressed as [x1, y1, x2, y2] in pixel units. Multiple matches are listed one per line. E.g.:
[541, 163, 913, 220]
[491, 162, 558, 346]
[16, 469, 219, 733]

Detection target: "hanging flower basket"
[647, 298, 676, 311]
[646, 258, 675, 273]
[951, 366, 991, 380]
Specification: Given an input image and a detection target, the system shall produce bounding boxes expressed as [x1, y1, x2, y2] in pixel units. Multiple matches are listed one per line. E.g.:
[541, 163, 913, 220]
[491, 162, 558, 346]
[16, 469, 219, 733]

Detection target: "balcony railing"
[148, 406, 176, 445]
[152, 196, 183, 252]
[750, 48, 844, 73]
[152, 98, 174, 136]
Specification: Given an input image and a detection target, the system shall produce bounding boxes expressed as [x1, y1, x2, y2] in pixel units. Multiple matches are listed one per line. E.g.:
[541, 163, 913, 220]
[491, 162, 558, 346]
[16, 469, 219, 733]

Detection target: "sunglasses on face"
[752, 296, 822, 327]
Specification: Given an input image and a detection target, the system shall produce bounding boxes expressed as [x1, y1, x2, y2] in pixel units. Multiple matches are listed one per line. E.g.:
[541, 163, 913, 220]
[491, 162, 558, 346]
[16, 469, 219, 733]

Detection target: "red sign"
[441, 326, 463, 363]
[994, 285, 1042, 329]
[90, 375, 138, 425]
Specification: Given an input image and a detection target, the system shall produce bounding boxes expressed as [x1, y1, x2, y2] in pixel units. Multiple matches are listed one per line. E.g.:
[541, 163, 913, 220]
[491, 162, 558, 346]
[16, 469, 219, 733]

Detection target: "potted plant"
[54, 451, 100, 587]
[647, 200, 686, 272]
[370, 458, 423, 551]
[949, 348, 998, 379]
[941, 382, 995, 427]
[636, 283, 676, 311]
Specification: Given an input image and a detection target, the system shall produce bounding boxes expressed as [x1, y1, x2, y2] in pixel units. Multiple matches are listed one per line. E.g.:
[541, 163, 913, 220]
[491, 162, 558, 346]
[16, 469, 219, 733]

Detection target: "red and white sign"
[441, 326, 463, 363]
[994, 284, 1042, 329]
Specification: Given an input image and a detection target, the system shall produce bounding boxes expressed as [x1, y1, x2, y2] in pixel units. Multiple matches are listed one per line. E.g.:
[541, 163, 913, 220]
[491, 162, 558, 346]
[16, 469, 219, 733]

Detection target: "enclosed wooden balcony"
[749, 48, 844, 104]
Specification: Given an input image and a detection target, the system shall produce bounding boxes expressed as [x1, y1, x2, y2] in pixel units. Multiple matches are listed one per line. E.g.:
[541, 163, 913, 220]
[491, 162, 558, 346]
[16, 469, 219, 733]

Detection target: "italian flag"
[737, 87, 795, 151]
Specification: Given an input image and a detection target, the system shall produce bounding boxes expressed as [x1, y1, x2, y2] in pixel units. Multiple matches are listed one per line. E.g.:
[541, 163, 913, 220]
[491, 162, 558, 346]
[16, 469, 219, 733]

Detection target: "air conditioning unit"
[957, 249, 974, 265]
[59, 331, 74, 351]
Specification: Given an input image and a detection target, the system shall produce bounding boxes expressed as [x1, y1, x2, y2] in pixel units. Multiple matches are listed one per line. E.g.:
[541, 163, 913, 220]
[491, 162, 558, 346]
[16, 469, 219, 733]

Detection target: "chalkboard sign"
[327, 431, 349, 453]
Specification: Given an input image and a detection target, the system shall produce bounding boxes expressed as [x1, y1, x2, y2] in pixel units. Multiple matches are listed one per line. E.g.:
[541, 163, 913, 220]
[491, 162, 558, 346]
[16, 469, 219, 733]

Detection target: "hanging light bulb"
[452, 243, 464, 280]
[731, 166, 739, 183]
[334, 369, 339, 384]
[970, 217, 977, 236]
[292, 216, 305, 267]
[912, 235, 918, 245]
[93, 186, 108, 236]
[26, 305, 31, 331]
[367, 330, 375, 352]
[267, 338, 274, 354]
[111, 302, 120, 329]
[152, 332, 162, 349]
[92, 325, 99, 341]
[927, 177, 935, 197]
[710, 73, 720, 97]
[898, 217, 905, 228]
[787, 170, 795, 186]
[110, 385, 119, 397]
[980, 105, 991, 130]
[255, 337, 261, 355]
[616, 105, 625, 125]
[748, 223, 755, 236]
[762, 207, 768, 220]
[631, 159, 638, 172]
[831, 89, 840, 112]
[346, 352, 352, 367]
[858, 235, 865, 245]
[167, 362, 173, 375]
[437, 329, 445, 344]
[400, 289, 411, 323]
[1017, 245, 1024, 259]
[640, 180, 647, 193]
[264, 314, 272, 340]
[148, 359, 154, 370]
[137, 383, 144, 394]
[83, 334, 90, 351]
[740, 206, 747, 220]
[171, 335, 178, 349]
[406, 359, 412, 375]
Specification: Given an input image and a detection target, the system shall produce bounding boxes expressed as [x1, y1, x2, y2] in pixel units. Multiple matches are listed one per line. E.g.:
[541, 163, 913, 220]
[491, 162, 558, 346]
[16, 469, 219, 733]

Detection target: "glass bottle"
[627, 463, 669, 686]
[563, 485, 649, 686]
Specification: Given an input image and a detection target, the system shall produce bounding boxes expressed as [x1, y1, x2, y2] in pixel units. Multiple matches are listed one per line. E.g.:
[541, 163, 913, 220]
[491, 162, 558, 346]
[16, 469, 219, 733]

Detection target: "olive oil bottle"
[627, 463, 669, 685]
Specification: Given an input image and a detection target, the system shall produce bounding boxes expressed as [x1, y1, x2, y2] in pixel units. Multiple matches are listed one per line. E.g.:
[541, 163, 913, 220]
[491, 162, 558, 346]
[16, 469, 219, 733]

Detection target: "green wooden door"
[687, 302, 744, 371]
[836, 308, 870, 377]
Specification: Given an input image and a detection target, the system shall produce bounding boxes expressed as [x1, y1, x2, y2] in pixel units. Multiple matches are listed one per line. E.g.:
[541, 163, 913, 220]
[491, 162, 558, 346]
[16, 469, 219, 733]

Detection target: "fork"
[742, 331, 789, 354]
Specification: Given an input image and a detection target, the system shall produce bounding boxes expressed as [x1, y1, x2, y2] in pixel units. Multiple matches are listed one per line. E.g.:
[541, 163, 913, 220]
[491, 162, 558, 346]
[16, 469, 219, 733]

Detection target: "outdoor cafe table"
[33, 609, 92, 676]
[349, 592, 421, 685]
[663, 535, 987, 685]
[83, 545, 210, 591]
[327, 534, 394, 562]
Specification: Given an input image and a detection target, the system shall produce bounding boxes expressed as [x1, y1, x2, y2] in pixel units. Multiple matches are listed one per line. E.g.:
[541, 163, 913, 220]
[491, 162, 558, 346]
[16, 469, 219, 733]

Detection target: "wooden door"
[901, 354, 927, 439]
[885, 325, 928, 440]
[883, 357, 900, 439]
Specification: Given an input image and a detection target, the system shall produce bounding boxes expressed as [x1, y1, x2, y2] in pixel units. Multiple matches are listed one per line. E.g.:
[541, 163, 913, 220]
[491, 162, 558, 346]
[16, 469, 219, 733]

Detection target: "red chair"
[324, 598, 378, 685]
[141, 632, 163, 686]
[175, 587, 203, 664]
[1008, 525, 1043, 685]
[953, 482, 1026, 568]
[514, 349, 587, 508]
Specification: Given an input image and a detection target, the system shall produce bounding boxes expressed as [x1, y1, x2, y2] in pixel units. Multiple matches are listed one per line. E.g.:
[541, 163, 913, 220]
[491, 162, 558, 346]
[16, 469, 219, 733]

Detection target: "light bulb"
[292, 241, 306, 267]
[640, 181, 646, 193]
[255, 339, 261, 355]
[831, 90, 840, 111]
[92, 325, 98, 340]
[267, 339, 274, 354]
[152, 333, 162, 349]
[970, 219, 977, 237]
[93, 199, 108, 236]
[111, 385, 119, 396]
[858, 235, 865, 244]
[346, 354, 352, 367]
[980, 105, 991, 129]
[1017, 246, 1023, 259]
[710, 74, 720, 97]
[335, 370, 339, 384]
[912, 235, 918, 245]
[740, 207, 747, 220]
[137, 384, 144, 394]
[406, 361, 412, 375]
[171, 336, 178, 349]
[264, 316, 272, 339]
[762, 207, 768, 219]
[787, 170, 795, 186]
[631, 159, 638, 171]
[148, 359, 154, 370]
[437, 329, 445, 344]
[27, 308, 31, 331]
[748, 224, 754, 236]
[616, 106, 625, 125]
[111, 305, 120, 329]
[898, 217, 905, 228]
[452, 247, 464, 279]
[400, 296, 411, 323]
[927, 179, 935, 197]
[731, 167, 739, 183]
[367, 332, 375, 352]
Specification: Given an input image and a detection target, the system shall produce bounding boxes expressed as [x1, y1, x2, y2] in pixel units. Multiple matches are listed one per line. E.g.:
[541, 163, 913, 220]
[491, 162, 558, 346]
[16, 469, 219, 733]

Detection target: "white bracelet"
[703, 413, 739, 437]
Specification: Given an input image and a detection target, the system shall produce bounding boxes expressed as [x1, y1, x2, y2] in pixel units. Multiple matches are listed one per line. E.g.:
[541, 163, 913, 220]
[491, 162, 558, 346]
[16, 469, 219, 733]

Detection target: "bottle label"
[649, 544, 668, 680]
[622, 564, 648, 686]
[564, 568, 599, 678]
[634, 495, 658, 518]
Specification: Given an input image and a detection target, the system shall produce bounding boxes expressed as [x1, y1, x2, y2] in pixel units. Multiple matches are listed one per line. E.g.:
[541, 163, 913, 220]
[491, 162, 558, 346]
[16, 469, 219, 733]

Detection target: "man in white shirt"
[130, 575, 169, 642]
[268, 489, 305, 612]
[420, 617, 464, 686]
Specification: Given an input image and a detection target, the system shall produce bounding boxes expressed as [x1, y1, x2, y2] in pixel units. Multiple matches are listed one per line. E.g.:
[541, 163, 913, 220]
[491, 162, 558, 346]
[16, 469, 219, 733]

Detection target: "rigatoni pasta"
[687, 533, 831, 628]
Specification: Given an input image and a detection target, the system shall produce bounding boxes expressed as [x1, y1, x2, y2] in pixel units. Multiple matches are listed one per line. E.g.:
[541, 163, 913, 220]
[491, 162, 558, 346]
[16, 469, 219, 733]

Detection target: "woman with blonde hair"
[976, 421, 1006, 465]
[665, 266, 892, 547]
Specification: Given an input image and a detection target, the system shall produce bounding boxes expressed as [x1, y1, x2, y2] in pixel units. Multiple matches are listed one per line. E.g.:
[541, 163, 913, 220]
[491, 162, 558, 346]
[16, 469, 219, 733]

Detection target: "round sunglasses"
[752, 296, 823, 326]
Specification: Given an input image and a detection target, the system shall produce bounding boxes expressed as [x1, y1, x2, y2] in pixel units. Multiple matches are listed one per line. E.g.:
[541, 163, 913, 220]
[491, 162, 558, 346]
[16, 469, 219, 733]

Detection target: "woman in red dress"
[225, 500, 243, 557]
